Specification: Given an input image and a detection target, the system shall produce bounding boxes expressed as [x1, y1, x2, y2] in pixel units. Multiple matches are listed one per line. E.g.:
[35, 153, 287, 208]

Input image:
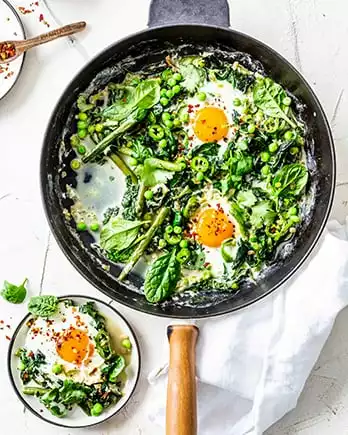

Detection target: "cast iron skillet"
[41, 1, 335, 432]
[41, 0, 335, 319]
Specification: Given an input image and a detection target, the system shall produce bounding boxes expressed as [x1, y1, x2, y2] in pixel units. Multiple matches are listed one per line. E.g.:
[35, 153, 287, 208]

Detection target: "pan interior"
[41, 26, 335, 318]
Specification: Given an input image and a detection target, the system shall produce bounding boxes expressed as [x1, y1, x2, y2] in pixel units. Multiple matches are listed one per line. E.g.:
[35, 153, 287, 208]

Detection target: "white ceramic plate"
[8, 295, 141, 428]
[0, 0, 25, 100]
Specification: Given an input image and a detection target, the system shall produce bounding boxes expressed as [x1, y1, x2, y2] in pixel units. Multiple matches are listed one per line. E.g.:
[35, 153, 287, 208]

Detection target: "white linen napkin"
[147, 220, 348, 434]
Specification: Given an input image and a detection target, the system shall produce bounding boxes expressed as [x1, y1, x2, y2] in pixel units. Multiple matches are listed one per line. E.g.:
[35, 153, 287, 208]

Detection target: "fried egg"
[188, 188, 241, 276]
[25, 303, 105, 385]
[184, 80, 244, 155]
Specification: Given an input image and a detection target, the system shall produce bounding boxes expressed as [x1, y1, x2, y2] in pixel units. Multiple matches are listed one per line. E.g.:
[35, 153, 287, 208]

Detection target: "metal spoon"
[0, 21, 86, 64]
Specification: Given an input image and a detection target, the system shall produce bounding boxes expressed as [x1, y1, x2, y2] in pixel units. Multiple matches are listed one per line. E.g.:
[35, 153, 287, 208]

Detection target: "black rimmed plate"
[0, 0, 26, 101]
[7, 295, 141, 428]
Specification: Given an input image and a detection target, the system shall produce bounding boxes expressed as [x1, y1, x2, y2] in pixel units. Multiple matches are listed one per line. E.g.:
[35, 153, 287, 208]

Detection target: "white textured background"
[0, 0, 348, 433]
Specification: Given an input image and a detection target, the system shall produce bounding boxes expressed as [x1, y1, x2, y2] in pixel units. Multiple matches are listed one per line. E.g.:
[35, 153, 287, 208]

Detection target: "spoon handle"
[19, 21, 86, 52]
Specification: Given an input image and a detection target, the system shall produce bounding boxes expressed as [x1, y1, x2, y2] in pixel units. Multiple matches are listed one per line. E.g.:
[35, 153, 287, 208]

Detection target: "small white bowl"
[7, 295, 141, 428]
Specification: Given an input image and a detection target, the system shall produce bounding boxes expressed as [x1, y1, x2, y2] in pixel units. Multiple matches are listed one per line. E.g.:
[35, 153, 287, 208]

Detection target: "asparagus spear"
[135, 182, 146, 218]
[119, 206, 169, 281]
[23, 387, 50, 396]
[109, 152, 137, 184]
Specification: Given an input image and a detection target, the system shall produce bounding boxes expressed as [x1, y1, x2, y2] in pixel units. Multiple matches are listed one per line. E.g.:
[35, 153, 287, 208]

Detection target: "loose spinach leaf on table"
[1, 278, 27, 304]
[100, 217, 147, 252]
[28, 295, 58, 318]
[272, 163, 308, 197]
[253, 78, 297, 128]
[144, 249, 181, 303]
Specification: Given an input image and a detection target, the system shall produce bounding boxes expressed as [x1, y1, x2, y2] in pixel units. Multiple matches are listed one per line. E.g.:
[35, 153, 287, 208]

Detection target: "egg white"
[183, 79, 244, 156]
[188, 187, 241, 277]
[25, 302, 105, 385]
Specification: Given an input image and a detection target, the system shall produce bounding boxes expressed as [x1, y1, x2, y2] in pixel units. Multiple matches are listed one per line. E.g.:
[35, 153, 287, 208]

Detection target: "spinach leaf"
[1, 278, 27, 304]
[144, 249, 181, 303]
[230, 202, 248, 237]
[253, 78, 297, 128]
[17, 348, 47, 385]
[250, 201, 276, 228]
[100, 217, 147, 252]
[28, 296, 58, 318]
[77, 95, 94, 112]
[102, 355, 126, 383]
[103, 79, 160, 121]
[272, 163, 308, 197]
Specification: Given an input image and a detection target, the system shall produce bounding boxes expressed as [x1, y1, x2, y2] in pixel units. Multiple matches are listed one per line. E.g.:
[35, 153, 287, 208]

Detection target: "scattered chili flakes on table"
[0, 42, 16, 61]
[18, 6, 34, 14]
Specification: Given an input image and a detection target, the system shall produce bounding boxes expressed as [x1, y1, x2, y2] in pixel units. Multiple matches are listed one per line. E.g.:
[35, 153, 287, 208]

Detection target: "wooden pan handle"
[166, 324, 199, 435]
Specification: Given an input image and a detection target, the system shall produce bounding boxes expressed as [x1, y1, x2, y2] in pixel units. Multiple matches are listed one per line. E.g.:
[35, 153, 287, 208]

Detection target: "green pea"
[284, 130, 293, 141]
[173, 72, 182, 81]
[166, 89, 174, 99]
[90, 222, 100, 232]
[78, 112, 88, 121]
[196, 171, 204, 182]
[76, 221, 87, 231]
[173, 226, 182, 234]
[165, 225, 173, 234]
[198, 92, 206, 101]
[164, 119, 174, 129]
[231, 283, 239, 290]
[261, 152, 270, 162]
[95, 123, 104, 133]
[247, 124, 256, 134]
[78, 129, 87, 139]
[121, 337, 132, 350]
[274, 181, 282, 188]
[261, 165, 270, 176]
[290, 146, 299, 155]
[18, 361, 25, 371]
[128, 157, 138, 166]
[144, 190, 154, 200]
[233, 98, 241, 106]
[88, 125, 95, 134]
[290, 215, 301, 223]
[52, 363, 63, 375]
[289, 207, 297, 216]
[160, 97, 169, 106]
[70, 159, 81, 170]
[70, 134, 80, 147]
[160, 88, 168, 97]
[181, 113, 189, 123]
[180, 239, 189, 248]
[173, 119, 182, 128]
[91, 403, 103, 417]
[172, 84, 181, 94]
[158, 239, 167, 249]
[162, 112, 171, 121]
[77, 145, 86, 155]
[77, 120, 88, 130]
[167, 78, 177, 87]
[159, 139, 167, 149]
[283, 96, 292, 106]
[268, 142, 278, 153]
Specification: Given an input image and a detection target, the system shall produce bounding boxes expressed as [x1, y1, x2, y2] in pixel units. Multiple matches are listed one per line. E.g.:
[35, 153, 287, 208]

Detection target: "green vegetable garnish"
[28, 295, 58, 318]
[1, 278, 27, 304]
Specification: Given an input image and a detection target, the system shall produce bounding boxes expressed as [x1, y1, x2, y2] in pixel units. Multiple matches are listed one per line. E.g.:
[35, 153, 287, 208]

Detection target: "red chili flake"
[203, 262, 211, 268]
[6, 325, 11, 329]
[0, 320, 4, 324]
[18, 6, 33, 14]
[0, 42, 16, 61]
[5, 336, 11, 341]
[39, 13, 44, 21]
[195, 104, 200, 108]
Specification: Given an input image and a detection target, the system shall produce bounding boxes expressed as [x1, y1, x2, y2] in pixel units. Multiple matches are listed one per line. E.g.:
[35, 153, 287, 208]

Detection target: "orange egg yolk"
[196, 207, 234, 247]
[193, 107, 229, 142]
[57, 328, 89, 364]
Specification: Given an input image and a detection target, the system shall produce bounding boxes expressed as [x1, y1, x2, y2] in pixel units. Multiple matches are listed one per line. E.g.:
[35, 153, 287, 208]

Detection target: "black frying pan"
[40, 0, 335, 320]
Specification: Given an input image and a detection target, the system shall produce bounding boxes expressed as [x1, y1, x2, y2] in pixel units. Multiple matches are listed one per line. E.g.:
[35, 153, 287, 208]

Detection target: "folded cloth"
[147, 220, 348, 434]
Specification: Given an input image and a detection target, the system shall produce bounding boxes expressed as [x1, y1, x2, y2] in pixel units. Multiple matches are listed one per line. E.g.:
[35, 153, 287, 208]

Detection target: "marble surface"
[0, 0, 348, 433]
